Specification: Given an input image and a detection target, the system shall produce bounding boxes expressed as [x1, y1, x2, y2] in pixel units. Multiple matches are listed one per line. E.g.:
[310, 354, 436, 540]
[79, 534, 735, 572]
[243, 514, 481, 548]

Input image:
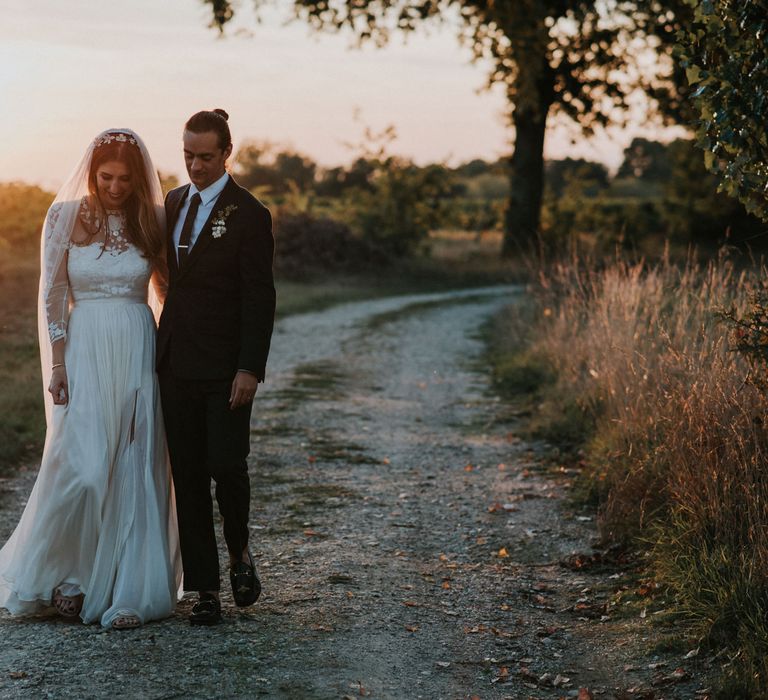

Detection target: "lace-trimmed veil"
[38, 128, 166, 429]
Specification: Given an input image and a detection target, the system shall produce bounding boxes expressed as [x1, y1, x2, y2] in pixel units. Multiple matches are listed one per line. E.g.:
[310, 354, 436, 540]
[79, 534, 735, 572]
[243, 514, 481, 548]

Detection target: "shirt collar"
[189, 171, 230, 207]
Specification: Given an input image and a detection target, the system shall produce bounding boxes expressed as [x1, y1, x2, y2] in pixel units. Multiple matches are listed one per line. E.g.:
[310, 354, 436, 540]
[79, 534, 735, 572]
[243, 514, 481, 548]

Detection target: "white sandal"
[110, 610, 142, 630]
[52, 588, 84, 618]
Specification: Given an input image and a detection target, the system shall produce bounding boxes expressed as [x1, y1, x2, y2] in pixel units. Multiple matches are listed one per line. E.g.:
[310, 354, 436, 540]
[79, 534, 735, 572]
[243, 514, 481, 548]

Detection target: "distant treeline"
[229, 136, 766, 257]
[2, 136, 764, 271]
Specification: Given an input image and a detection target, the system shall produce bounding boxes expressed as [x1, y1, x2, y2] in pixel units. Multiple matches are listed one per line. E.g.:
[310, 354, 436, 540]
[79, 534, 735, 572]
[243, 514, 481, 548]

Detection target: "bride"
[0, 129, 181, 629]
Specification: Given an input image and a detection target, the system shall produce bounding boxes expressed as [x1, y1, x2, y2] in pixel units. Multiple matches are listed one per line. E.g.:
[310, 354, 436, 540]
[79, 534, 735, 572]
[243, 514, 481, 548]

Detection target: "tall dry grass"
[511, 253, 768, 693]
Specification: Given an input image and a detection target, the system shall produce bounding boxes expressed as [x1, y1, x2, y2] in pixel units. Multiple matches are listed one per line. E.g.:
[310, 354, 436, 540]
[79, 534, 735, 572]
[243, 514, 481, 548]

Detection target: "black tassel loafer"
[230, 551, 261, 607]
[189, 592, 223, 626]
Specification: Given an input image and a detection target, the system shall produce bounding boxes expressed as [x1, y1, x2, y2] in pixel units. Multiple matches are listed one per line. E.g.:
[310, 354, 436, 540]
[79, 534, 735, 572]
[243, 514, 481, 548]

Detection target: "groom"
[157, 109, 276, 626]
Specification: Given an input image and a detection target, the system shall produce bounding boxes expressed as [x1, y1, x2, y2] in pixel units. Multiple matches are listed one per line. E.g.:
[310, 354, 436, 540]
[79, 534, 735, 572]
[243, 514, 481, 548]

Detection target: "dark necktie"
[177, 192, 202, 265]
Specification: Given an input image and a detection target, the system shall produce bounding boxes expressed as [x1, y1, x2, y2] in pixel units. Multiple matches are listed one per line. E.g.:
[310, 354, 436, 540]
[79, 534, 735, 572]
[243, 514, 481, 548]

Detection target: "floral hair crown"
[94, 132, 138, 149]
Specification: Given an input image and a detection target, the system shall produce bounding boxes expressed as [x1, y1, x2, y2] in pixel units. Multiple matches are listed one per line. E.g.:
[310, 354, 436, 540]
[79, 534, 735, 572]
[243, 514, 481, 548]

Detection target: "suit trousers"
[159, 363, 253, 592]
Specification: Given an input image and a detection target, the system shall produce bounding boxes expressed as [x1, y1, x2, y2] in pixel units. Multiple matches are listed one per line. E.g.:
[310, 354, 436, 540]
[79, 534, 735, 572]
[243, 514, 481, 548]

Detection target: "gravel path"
[0, 287, 714, 699]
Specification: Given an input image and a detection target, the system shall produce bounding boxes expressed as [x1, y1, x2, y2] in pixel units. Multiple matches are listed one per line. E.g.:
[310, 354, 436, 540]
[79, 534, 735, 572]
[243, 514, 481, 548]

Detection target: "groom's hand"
[230, 370, 259, 410]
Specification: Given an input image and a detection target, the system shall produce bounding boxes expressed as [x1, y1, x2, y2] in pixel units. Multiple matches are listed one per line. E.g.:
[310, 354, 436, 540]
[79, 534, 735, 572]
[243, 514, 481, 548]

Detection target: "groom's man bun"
[185, 109, 232, 151]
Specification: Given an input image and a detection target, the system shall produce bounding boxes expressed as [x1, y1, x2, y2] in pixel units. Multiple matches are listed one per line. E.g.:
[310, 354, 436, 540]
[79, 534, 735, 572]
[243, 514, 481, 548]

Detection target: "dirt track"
[0, 287, 713, 699]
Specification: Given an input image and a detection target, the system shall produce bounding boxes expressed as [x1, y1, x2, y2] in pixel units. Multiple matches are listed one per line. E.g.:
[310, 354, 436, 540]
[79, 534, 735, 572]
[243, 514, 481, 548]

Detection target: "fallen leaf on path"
[577, 689, 595, 700]
[403, 600, 420, 607]
[9, 672, 28, 680]
[638, 581, 659, 596]
[497, 547, 509, 558]
[574, 601, 607, 618]
[653, 668, 690, 686]
[405, 625, 419, 632]
[490, 666, 509, 684]
[488, 502, 518, 513]
[517, 667, 538, 683]
[435, 662, 451, 669]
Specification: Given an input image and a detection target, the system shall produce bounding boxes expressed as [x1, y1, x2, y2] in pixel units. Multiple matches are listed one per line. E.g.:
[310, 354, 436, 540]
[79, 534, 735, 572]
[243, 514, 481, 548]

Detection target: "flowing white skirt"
[0, 299, 181, 627]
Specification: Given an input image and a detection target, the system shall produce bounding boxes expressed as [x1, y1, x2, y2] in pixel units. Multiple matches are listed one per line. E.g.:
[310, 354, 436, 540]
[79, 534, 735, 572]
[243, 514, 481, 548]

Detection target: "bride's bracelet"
[52, 363, 65, 370]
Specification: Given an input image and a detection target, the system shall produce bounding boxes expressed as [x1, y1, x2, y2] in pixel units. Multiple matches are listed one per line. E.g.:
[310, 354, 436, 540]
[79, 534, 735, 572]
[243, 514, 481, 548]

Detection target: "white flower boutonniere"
[211, 205, 238, 239]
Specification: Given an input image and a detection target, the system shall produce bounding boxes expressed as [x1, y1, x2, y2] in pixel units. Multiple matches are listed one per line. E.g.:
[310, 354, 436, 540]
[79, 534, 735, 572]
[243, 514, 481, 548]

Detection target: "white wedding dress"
[0, 216, 181, 627]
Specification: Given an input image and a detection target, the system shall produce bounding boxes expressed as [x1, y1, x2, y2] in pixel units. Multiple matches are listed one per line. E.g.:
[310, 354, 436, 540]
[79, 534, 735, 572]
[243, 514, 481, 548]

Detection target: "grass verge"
[487, 253, 768, 696]
[0, 256, 43, 474]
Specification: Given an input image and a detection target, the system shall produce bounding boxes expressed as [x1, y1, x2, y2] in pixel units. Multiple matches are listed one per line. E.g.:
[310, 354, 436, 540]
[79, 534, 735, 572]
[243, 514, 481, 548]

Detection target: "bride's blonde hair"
[87, 136, 163, 262]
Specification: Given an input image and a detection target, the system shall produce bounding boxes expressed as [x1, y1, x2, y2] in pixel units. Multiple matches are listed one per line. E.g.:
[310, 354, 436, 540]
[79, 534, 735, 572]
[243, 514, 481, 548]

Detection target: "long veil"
[37, 128, 165, 432]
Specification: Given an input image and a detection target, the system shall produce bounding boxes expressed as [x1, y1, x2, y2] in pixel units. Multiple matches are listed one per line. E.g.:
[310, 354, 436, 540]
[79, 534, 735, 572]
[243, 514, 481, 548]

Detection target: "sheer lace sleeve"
[42, 203, 72, 345]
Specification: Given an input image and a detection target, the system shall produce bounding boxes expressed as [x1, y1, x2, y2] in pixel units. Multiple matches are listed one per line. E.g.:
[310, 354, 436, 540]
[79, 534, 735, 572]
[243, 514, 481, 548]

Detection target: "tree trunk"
[502, 68, 555, 257]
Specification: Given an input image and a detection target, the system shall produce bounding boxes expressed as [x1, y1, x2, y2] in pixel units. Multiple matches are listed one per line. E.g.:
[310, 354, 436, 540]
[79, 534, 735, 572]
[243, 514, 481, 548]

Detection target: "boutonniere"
[211, 205, 238, 239]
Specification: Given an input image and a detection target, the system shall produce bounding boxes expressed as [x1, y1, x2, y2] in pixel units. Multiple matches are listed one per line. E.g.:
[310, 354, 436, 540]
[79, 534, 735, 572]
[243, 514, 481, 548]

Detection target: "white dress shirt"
[172, 172, 230, 262]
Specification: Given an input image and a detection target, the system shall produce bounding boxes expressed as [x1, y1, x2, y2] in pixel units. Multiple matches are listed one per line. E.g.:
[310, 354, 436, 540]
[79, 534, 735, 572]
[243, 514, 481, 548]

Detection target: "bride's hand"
[49, 366, 69, 405]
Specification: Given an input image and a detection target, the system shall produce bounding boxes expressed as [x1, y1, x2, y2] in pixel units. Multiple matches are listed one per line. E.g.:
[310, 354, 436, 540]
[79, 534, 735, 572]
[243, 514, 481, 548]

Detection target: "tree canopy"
[203, 0, 690, 254]
[678, 0, 768, 221]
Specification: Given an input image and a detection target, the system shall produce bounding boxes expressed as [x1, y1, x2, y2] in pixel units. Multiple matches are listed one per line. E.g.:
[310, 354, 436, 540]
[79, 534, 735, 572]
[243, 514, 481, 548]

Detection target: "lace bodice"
[44, 205, 153, 343]
[67, 242, 150, 304]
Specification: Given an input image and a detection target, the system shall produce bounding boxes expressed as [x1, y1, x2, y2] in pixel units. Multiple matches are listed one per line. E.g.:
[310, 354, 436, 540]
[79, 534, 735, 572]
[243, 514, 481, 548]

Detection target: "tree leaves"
[678, 0, 768, 221]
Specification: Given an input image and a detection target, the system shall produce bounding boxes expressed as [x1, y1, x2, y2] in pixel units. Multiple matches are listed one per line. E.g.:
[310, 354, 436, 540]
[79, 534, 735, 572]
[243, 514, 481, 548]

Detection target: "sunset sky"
[1, 0, 684, 189]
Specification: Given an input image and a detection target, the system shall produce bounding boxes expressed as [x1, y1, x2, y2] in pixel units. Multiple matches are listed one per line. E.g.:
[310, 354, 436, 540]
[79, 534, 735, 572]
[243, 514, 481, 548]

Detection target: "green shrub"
[0, 182, 54, 250]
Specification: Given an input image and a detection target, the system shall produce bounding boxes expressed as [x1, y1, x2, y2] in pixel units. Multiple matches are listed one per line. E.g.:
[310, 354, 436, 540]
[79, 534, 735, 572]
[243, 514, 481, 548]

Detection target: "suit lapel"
[167, 184, 190, 277]
[177, 176, 239, 280]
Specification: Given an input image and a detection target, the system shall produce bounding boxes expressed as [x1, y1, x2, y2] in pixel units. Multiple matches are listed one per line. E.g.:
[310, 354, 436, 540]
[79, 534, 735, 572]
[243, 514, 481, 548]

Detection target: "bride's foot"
[111, 614, 141, 630]
[52, 589, 84, 618]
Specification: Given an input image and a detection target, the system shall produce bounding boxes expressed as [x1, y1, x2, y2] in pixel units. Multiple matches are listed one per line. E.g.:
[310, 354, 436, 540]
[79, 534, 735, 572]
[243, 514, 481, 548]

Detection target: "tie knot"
[189, 192, 202, 206]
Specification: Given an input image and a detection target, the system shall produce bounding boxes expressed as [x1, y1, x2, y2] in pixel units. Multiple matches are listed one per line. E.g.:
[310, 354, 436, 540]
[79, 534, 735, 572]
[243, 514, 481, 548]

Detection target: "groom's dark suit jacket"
[156, 175, 276, 382]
